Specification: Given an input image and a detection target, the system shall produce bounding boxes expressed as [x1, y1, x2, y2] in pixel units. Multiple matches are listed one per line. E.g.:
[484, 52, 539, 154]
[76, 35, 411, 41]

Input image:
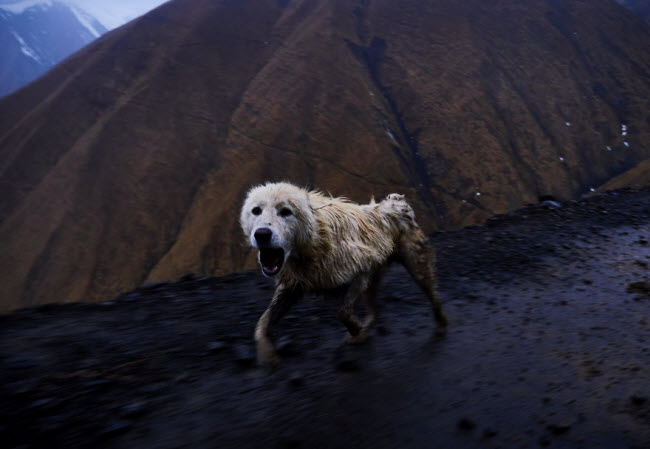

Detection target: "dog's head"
[240, 182, 314, 277]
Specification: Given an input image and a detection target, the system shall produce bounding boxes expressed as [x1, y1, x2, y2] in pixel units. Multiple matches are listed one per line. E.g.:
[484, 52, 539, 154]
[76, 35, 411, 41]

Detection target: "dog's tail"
[380, 193, 417, 231]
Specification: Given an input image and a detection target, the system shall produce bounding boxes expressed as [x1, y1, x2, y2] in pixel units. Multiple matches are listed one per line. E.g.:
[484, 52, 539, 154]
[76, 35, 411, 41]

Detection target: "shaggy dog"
[240, 182, 448, 367]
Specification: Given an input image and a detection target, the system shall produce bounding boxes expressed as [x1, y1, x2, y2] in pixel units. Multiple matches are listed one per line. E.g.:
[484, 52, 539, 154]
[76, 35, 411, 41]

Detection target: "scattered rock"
[121, 401, 148, 417]
[233, 345, 256, 367]
[626, 282, 650, 300]
[288, 372, 304, 387]
[547, 422, 571, 435]
[541, 200, 562, 209]
[30, 398, 54, 408]
[179, 273, 196, 282]
[457, 418, 476, 431]
[83, 379, 110, 390]
[101, 420, 133, 436]
[207, 341, 228, 352]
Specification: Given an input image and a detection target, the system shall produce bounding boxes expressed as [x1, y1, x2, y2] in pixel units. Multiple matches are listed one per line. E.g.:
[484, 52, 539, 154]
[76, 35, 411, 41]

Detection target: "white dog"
[240, 182, 447, 367]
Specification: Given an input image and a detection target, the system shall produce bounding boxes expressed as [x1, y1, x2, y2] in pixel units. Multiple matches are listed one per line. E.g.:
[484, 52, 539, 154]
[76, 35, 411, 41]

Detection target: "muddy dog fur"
[240, 182, 447, 367]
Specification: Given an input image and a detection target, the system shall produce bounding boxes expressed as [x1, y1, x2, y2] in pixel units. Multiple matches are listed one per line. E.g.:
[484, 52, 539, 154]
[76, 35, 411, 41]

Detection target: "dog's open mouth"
[259, 247, 285, 276]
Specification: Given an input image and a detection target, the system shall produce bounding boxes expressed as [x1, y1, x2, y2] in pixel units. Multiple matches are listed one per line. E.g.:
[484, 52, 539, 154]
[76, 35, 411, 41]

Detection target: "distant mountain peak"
[0, 0, 54, 15]
[0, 0, 168, 97]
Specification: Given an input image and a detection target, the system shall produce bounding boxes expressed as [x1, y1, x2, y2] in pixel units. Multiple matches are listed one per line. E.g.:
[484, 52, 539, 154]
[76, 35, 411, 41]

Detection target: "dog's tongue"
[260, 248, 284, 274]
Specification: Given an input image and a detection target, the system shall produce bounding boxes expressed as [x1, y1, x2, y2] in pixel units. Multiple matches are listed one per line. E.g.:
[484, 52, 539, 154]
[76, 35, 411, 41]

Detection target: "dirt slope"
[1, 188, 649, 449]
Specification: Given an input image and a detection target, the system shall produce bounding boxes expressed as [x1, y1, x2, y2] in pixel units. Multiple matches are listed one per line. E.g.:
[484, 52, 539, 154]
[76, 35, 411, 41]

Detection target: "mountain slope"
[0, 0, 649, 311]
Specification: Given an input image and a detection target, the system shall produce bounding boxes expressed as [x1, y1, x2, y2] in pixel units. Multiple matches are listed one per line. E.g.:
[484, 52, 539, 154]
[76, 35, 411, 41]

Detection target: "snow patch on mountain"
[67, 4, 100, 37]
[10, 30, 41, 62]
[0, 0, 53, 14]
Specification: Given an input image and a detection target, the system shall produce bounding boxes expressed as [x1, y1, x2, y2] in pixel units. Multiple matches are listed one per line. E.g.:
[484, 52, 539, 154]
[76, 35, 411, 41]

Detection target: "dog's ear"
[369, 196, 376, 205]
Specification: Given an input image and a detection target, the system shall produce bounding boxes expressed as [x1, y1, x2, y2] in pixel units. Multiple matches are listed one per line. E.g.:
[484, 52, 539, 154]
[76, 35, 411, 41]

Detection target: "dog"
[240, 182, 448, 367]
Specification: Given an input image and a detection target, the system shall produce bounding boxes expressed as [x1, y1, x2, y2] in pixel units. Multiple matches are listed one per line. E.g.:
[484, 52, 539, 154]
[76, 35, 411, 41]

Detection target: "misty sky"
[70, 0, 168, 21]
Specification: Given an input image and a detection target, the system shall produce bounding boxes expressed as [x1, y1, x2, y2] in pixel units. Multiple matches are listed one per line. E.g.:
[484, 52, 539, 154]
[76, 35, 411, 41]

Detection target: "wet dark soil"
[1, 189, 649, 449]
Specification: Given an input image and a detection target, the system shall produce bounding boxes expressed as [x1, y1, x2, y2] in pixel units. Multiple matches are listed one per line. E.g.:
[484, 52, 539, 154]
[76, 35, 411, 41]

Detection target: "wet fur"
[240, 182, 448, 367]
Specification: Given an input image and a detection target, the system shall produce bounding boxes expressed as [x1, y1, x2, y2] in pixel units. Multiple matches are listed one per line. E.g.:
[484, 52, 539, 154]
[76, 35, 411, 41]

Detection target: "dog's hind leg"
[338, 274, 369, 343]
[360, 267, 385, 335]
[254, 285, 302, 368]
[398, 228, 448, 329]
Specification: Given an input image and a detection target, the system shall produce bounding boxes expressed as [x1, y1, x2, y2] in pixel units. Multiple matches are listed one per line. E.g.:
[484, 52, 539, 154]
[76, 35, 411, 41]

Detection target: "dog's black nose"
[254, 228, 273, 246]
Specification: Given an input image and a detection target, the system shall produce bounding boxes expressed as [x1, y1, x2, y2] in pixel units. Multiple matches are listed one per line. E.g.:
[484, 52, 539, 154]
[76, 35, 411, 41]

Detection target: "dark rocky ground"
[1, 189, 649, 449]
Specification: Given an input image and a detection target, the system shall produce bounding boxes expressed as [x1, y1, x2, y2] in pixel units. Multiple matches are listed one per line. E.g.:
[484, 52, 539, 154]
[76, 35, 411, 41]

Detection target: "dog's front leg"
[254, 285, 301, 368]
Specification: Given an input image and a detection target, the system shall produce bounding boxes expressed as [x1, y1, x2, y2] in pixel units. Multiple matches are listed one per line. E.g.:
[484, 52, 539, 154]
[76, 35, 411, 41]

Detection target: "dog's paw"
[344, 331, 369, 345]
[256, 341, 280, 369]
[257, 353, 280, 370]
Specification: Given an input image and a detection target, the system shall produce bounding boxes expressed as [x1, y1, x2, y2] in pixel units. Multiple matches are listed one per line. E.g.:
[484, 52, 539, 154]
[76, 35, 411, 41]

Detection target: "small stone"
[627, 282, 650, 300]
[30, 398, 53, 408]
[179, 273, 195, 282]
[233, 345, 255, 367]
[457, 418, 476, 431]
[289, 372, 304, 387]
[102, 420, 132, 435]
[541, 200, 562, 209]
[84, 379, 110, 389]
[121, 401, 148, 417]
[547, 423, 571, 435]
[630, 395, 647, 406]
[207, 341, 228, 352]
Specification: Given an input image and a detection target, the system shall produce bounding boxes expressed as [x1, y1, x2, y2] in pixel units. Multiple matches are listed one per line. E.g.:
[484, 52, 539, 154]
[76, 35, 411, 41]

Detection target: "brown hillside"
[1, 0, 650, 311]
[596, 158, 650, 191]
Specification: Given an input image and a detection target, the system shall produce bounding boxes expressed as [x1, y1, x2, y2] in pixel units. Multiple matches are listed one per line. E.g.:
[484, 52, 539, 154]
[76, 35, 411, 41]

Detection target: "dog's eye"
[279, 207, 293, 217]
[252, 207, 262, 215]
